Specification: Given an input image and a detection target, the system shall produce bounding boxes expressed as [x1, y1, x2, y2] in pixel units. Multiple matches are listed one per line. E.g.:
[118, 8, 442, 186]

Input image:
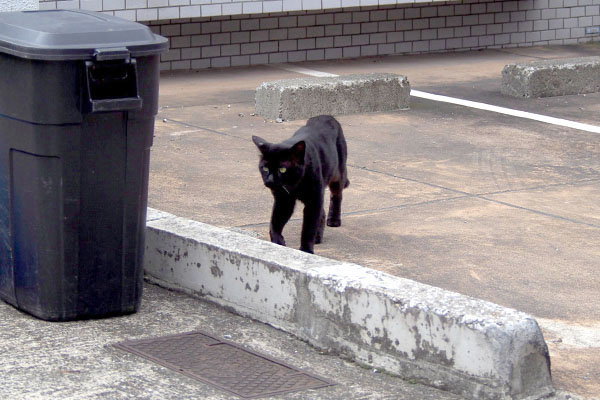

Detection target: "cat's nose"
[265, 175, 275, 188]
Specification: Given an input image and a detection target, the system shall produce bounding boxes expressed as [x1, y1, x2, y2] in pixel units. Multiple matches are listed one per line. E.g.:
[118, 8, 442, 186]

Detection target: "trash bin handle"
[83, 59, 143, 113]
[94, 47, 131, 61]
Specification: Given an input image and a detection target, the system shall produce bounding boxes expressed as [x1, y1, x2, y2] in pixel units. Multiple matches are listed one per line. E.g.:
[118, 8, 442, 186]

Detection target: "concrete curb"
[144, 208, 554, 400]
[254, 73, 411, 121]
[501, 57, 600, 98]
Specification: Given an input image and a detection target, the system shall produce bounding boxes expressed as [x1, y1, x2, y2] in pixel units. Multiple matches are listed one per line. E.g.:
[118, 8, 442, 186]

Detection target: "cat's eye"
[279, 167, 287, 173]
[262, 166, 269, 172]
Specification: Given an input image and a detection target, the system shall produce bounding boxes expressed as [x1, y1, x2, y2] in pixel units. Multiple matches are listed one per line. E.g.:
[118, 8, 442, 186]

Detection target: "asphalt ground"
[150, 43, 600, 398]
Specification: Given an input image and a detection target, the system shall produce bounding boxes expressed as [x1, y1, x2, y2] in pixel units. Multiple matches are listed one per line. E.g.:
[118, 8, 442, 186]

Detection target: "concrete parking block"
[501, 57, 600, 98]
[255, 72, 411, 120]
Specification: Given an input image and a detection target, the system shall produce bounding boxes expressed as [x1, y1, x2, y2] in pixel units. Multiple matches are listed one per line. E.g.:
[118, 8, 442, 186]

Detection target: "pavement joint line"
[159, 100, 249, 110]
[273, 63, 600, 134]
[478, 177, 600, 197]
[233, 194, 472, 230]
[338, 195, 473, 217]
[352, 163, 600, 229]
[479, 195, 600, 229]
[496, 48, 549, 60]
[355, 160, 600, 198]
[157, 117, 247, 141]
[349, 163, 472, 196]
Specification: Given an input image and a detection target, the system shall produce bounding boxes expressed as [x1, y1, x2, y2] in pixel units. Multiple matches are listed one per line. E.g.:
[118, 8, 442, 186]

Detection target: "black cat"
[252, 115, 349, 254]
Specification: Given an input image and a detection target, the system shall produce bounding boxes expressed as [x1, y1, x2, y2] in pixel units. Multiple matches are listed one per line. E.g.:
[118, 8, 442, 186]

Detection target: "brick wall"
[38, 0, 600, 70]
[38, 0, 444, 20]
[147, 0, 600, 71]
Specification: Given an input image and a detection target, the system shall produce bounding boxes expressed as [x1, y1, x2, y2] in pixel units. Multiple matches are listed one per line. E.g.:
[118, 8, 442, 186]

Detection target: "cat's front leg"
[300, 199, 324, 254]
[314, 208, 325, 244]
[270, 229, 286, 246]
[270, 194, 295, 247]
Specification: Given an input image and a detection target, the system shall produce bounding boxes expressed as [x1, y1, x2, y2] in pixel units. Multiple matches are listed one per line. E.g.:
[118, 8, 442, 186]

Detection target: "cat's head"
[252, 136, 306, 194]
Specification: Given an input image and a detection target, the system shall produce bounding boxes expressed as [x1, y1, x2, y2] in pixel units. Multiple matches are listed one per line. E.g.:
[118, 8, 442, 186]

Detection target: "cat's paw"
[270, 232, 286, 246]
[327, 218, 341, 227]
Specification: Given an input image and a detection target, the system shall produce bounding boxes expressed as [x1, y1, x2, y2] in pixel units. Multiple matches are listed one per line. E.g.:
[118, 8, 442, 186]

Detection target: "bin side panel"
[0, 55, 82, 125]
[11, 151, 65, 318]
[0, 146, 14, 304]
[77, 112, 127, 316]
[0, 120, 71, 316]
[120, 118, 154, 311]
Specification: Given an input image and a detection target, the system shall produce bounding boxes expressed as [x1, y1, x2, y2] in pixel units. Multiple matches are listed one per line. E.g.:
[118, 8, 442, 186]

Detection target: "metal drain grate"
[114, 331, 335, 398]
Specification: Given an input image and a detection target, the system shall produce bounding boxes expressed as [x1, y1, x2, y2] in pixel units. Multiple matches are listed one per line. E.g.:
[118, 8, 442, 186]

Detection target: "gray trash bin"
[0, 10, 168, 321]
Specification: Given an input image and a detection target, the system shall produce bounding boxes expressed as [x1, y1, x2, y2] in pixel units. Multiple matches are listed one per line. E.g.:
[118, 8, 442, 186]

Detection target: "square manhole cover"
[114, 330, 335, 398]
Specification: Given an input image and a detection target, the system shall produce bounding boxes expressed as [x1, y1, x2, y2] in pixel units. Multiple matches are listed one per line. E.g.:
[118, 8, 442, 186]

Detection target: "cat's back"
[291, 115, 341, 145]
[305, 115, 341, 135]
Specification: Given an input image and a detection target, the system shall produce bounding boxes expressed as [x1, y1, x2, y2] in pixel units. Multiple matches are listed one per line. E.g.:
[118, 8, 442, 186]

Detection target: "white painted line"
[166, 129, 205, 136]
[411, 90, 600, 134]
[272, 63, 339, 77]
[274, 64, 600, 134]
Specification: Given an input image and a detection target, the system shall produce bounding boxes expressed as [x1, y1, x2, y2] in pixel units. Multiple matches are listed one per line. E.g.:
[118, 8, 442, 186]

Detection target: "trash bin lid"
[0, 10, 168, 61]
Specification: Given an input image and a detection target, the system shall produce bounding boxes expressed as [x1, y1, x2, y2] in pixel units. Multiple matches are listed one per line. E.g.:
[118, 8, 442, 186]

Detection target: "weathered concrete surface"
[0, 0, 37, 11]
[1, 283, 471, 400]
[145, 208, 554, 400]
[152, 44, 600, 399]
[501, 57, 600, 98]
[255, 72, 410, 120]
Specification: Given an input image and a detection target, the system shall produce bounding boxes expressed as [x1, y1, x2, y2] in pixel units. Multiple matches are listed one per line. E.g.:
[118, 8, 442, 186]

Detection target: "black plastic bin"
[0, 10, 168, 321]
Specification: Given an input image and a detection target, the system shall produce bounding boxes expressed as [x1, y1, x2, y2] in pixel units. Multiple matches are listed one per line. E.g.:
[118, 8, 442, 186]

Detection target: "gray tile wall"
[39, 0, 600, 70]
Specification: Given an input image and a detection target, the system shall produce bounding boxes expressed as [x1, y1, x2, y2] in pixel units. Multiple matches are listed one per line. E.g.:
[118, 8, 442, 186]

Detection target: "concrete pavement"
[150, 44, 600, 398]
[1, 283, 466, 399]
[1, 43, 598, 399]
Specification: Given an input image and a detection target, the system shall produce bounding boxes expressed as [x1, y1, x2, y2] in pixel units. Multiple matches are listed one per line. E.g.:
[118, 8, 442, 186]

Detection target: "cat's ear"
[252, 136, 270, 154]
[291, 141, 305, 162]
